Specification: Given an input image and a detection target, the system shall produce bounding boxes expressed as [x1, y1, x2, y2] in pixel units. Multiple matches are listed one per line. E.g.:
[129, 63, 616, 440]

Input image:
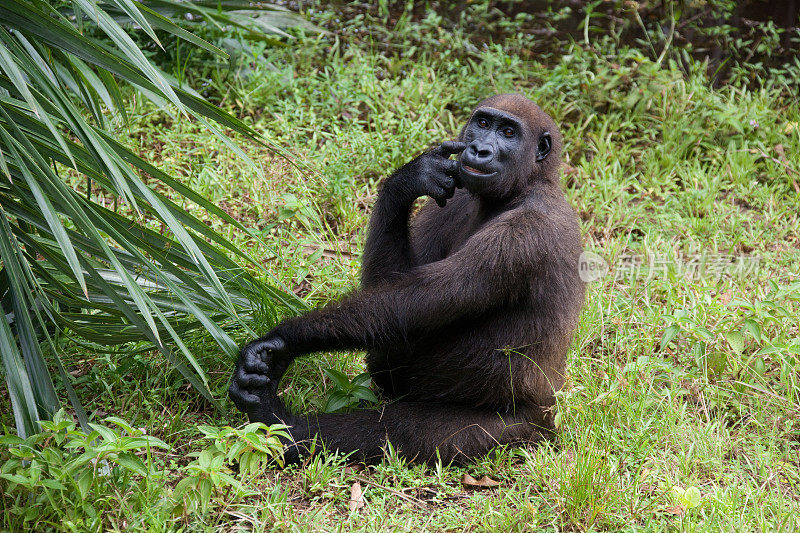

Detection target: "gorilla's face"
[458, 100, 558, 200]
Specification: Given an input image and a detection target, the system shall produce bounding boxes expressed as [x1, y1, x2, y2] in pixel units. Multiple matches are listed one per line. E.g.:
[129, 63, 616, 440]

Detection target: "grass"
[1, 2, 799, 531]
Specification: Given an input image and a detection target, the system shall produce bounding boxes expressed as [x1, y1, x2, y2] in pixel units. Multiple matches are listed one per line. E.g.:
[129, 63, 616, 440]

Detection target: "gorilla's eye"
[536, 133, 552, 161]
[501, 127, 515, 137]
[477, 118, 489, 128]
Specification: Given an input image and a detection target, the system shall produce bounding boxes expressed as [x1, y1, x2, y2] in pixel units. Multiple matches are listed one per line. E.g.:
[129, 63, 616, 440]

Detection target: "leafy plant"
[672, 485, 702, 509]
[0, 0, 307, 437]
[173, 448, 246, 515]
[0, 410, 168, 528]
[672, 485, 703, 531]
[173, 422, 288, 514]
[659, 281, 800, 389]
[322, 368, 378, 413]
[197, 422, 289, 473]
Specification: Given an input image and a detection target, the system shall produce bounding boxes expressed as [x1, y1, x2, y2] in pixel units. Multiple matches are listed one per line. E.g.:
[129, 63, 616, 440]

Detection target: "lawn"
[1, 2, 799, 531]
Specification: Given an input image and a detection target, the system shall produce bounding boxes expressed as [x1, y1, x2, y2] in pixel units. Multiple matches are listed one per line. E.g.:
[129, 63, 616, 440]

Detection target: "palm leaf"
[0, 0, 308, 437]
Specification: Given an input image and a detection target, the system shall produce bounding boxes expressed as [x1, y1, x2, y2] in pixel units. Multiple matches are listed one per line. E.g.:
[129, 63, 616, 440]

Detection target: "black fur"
[228, 94, 585, 465]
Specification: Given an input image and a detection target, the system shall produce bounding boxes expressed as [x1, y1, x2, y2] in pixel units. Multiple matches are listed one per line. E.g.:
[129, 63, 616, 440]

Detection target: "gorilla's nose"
[467, 141, 494, 165]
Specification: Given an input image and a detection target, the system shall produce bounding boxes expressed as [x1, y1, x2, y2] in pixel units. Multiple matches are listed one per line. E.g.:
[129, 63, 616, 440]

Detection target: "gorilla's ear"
[536, 132, 552, 161]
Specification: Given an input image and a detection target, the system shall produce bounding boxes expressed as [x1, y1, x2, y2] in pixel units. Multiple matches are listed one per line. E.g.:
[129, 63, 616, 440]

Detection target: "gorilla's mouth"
[460, 163, 494, 176]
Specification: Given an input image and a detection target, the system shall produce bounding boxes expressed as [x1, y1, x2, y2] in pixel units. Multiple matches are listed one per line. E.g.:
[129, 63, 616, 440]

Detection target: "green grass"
[2, 3, 800, 531]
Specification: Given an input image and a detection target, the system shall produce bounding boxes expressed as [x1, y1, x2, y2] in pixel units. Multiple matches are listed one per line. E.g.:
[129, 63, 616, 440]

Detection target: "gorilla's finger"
[436, 177, 455, 197]
[443, 159, 460, 178]
[237, 366, 269, 387]
[431, 185, 448, 198]
[241, 343, 264, 365]
[248, 336, 286, 360]
[240, 391, 260, 405]
[228, 380, 260, 406]
[440, 141, 466, 154]
[431, 169, 454, 187]
[265, 336, 286, 352]
[242, 352, 268, 373]
[433, 141, 466, 157]
[244, 360, 268, 374]
[430, 186, 448, 207]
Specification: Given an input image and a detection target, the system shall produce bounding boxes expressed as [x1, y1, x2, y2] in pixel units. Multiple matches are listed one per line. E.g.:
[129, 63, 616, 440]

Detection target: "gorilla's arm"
[230, 213, 541, 408]
[361, 142, 464, 286]
[232, 224, 553, 464]
[258, 214, 538, 357]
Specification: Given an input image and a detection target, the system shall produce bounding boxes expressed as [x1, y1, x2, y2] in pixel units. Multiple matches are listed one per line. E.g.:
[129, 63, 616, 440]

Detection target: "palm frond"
[0, 0, 307, 436]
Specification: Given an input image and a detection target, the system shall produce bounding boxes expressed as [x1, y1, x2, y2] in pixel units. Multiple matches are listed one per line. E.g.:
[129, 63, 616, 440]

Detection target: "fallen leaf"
[343, 464, 364, 475]
[348, 481, 364, 512]
[461, 473, 500, 489]
[664, 505, 685, 516]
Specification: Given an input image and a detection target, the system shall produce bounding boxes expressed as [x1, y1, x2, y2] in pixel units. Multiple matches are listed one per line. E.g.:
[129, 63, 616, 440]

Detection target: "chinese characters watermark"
[578, 252, 760, 283]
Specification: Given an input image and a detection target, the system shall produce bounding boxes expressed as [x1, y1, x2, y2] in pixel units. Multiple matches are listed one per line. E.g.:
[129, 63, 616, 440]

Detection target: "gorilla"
[229, 94, 585, 465]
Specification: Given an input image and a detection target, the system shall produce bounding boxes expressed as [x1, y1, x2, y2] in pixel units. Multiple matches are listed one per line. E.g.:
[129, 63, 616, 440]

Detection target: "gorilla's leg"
[242, 388, 554, 464]
[227, 341, 556, 464]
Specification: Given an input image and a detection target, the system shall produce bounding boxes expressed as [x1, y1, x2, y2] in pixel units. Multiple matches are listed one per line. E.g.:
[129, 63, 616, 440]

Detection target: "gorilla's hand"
[228, 335, 291, 414]
[394, 141, 466, 207]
